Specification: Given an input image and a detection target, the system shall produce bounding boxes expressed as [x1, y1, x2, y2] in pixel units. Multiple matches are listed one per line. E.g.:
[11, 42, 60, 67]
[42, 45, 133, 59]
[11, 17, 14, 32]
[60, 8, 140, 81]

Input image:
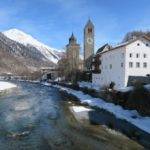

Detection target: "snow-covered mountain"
[3, 29, 61, 64]
[0, 31, 56, 75]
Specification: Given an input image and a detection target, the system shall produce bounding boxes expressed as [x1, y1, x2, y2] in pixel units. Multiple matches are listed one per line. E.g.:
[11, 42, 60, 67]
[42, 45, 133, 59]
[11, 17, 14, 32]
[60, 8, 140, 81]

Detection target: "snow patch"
[70, 106, 92, 121]
[0, 81, 17, 91]
[72, 106, 92, 113]
[118, 84, 150, 92]
[78, 81, 100, 91]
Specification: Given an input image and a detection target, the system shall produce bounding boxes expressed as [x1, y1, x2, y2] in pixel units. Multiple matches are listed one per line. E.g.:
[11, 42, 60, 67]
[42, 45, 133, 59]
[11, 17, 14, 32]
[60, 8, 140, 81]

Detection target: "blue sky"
[0, 0, 150, 53]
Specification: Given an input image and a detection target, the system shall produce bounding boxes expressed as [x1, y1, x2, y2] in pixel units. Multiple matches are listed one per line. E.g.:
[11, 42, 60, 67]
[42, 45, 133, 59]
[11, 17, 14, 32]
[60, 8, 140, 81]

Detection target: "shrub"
[71, 84, 80, 90]
[82, 87, 89, 94]
[107, 121, 115, 129]
[127, 82, 150, 115]
[129, 129, 141, 140]
[109, 82, 115, 90]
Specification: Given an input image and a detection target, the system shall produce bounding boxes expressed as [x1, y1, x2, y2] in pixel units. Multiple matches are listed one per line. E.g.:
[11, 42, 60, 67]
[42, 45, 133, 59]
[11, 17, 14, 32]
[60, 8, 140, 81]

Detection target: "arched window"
[88, 28, 92, 33]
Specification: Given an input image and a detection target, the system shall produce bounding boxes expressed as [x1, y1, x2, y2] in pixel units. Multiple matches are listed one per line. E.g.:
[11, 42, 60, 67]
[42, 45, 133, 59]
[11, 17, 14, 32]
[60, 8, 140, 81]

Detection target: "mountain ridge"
[3, 28, 62, 64]
[0, 31, 56, 76]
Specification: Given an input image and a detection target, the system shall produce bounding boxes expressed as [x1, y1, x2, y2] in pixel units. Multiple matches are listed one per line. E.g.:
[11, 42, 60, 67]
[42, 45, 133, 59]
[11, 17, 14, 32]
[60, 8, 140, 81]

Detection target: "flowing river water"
[0, 81, 144, 150]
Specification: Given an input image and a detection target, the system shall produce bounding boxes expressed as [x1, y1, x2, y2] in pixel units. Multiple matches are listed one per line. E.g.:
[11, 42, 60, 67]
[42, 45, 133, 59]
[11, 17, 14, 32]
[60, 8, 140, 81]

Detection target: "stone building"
[66, 33, 80, 73]
[84, 19, 95, 71]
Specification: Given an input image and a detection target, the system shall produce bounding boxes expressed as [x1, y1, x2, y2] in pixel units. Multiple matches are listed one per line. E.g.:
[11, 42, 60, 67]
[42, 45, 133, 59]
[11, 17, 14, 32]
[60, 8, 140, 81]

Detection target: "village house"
[92, 36, 150, 89]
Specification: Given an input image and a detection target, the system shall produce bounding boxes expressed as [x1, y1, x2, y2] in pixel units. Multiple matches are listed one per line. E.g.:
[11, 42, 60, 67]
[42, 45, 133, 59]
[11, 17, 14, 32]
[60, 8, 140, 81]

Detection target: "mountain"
[3, 29, 61, 64]
[0, 32, 56, 76]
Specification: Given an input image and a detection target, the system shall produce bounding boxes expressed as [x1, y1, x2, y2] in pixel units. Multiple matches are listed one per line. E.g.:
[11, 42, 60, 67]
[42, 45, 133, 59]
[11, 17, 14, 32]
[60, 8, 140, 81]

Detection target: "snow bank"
[70, 106, 93, 121]
[53, 84, 150, 134]
[0, 81, 17, 92]
[71, 106, 92, 113]
[79, 82, 150, 93]
[117, 86, 133, 92]
[118, 84, 150, 92]
[78, 81, 100, 91]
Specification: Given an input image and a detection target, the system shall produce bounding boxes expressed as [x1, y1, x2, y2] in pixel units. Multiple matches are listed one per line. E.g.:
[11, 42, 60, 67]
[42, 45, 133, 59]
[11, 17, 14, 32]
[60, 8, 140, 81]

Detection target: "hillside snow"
[3, 29, 60, 63]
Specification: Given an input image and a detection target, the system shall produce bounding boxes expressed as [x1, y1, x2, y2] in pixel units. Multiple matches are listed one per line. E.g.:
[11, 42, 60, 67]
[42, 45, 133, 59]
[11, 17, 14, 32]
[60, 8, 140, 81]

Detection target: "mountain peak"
[3, 28, 62, 63]
[3, 28, 45, 47]
[3, 28, 31, 38]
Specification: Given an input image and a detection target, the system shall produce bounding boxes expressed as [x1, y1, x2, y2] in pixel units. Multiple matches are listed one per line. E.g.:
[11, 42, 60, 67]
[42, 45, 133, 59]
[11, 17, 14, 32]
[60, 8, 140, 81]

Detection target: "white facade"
[92, 37, 150, 89]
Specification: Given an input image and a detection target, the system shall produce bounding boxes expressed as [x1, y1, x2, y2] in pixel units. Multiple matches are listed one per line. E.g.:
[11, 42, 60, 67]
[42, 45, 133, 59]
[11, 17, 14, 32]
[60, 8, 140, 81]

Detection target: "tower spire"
[69, 32, 77, 44]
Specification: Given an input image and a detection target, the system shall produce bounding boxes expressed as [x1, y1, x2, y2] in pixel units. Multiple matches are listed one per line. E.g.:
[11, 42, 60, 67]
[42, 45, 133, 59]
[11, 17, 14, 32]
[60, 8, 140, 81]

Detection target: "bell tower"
[66, 33, 80, 72]
[84, 19, 94, 71]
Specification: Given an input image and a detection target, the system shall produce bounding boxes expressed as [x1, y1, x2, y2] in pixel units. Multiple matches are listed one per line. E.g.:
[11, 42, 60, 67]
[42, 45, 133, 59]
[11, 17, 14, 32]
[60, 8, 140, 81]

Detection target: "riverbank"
[61, 94, 144, 150]
[47, 82, 150, 149]
[52, 84, 150, 134]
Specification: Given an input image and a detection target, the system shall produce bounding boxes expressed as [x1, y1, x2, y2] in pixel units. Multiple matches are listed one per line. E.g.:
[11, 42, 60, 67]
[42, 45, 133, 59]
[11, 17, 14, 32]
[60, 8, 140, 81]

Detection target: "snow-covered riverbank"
[78, 81, 150, 92]
[49, 83, 150, 135]
[0, 81, 17, 92]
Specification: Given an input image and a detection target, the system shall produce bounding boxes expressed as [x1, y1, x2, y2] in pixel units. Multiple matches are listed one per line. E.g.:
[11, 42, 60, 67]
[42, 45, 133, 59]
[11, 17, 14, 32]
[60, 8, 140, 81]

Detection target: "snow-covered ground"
[50, 84, 150, 134]
[118, 84, 150, 92]
[0, 81, 17, 92]
[70, 106, 93, 121]
[79, 81, 150, 92]
[78, 81, 100, 91]
[71, 106, 92, 113]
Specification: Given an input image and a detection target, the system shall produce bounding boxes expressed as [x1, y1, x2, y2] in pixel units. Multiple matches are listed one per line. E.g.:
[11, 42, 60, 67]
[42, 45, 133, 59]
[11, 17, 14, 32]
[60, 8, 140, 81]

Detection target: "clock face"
[87, 38, 93, 44]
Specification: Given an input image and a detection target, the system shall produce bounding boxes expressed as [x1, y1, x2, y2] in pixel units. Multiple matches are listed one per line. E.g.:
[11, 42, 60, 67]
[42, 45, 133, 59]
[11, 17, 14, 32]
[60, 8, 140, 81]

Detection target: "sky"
[0, 0, 150, 53]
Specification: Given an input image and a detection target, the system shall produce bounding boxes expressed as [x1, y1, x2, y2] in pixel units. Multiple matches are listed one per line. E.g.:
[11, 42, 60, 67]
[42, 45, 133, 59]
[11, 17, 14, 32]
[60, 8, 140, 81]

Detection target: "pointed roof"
[96, 44, 111, 54]
[69, 32, 77, 44]
[70, 32, 76, 40]
[85, 19, 94, 27]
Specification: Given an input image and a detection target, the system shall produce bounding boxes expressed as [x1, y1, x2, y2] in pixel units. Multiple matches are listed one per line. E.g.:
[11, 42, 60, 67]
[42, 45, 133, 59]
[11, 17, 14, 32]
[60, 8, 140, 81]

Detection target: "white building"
[92, 36, 150, 89]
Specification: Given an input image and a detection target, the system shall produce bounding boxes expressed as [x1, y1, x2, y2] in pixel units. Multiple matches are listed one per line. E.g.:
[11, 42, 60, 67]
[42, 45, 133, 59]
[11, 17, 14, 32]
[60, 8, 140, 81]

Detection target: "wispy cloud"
[0, 0, 149, 50]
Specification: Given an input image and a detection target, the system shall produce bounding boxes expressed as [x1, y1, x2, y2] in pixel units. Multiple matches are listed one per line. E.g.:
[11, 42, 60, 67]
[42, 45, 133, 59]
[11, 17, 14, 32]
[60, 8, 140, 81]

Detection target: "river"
[0, 81, 144, 150]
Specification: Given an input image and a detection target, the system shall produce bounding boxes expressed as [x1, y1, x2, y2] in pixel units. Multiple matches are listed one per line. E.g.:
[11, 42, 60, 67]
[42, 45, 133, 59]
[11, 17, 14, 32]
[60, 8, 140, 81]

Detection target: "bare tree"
[122, 30, 150, 43]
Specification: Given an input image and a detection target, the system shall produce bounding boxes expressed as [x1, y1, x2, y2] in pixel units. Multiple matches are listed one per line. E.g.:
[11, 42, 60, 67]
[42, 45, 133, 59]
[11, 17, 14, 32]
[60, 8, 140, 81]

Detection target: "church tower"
[66, 33, 80, 72]
[84, 19, 94, 71]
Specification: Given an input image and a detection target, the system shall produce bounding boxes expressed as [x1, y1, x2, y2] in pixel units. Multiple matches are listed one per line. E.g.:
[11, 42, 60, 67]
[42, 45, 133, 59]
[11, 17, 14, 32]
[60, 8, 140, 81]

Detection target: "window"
[136, 62, 140, 68]
[110, 64, 112, 69]
[136, 53, 140, 58]
[146, 43, 149, 46]
[143, 53, 147, 58]
[129, 53, 132, 58]
[88, 28, 92, 33]
[143, 62, 147, 68]
[121, 63, 123, 67]
[129, 62, 133, 68]
[121, 53, 124, 58]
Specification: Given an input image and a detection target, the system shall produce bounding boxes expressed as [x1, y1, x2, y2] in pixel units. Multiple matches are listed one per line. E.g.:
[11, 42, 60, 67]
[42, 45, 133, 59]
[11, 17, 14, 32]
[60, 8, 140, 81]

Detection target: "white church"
[92, 36, 150, 89]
